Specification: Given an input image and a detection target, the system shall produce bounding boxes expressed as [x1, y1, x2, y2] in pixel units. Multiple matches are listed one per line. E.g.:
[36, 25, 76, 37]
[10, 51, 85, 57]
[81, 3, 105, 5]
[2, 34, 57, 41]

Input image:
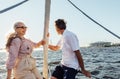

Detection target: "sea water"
[0, 47, 120, 79]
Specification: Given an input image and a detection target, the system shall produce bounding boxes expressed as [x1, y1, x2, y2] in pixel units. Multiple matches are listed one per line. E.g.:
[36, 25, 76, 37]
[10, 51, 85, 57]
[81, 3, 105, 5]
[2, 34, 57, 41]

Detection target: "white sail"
[43, 0, 51, 79]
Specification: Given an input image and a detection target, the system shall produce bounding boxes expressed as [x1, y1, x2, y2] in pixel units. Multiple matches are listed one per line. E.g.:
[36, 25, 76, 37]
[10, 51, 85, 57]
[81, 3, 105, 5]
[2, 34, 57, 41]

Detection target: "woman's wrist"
[7, 69, 12, 79]
[38, 41, 42, 46]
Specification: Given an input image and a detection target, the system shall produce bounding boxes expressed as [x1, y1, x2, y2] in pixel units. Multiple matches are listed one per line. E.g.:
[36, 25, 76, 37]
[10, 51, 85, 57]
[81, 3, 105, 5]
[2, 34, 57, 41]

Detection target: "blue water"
[0, 47, 120, 79]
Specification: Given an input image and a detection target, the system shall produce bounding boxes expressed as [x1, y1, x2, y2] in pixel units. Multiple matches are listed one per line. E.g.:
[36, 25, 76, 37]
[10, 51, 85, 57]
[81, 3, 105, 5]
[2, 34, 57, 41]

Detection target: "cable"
[68, 0, 120, 39]
[0, 0, 28, 14]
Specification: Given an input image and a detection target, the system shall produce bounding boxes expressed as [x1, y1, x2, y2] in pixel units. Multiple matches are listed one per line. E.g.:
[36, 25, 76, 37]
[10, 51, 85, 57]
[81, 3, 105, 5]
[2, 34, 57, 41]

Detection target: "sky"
[0, 0, 120, 48]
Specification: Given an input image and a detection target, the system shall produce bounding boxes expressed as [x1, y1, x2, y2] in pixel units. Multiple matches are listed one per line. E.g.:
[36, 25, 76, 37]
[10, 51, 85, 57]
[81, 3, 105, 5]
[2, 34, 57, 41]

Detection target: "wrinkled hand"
[82, 70, 91, 78]
[40, 39, 46, 45]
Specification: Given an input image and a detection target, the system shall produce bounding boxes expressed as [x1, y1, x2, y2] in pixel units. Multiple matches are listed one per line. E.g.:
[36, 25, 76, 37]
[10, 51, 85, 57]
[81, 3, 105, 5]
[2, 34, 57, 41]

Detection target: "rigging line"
[0, 0, 28, 14]
[68, 0, 120, 39]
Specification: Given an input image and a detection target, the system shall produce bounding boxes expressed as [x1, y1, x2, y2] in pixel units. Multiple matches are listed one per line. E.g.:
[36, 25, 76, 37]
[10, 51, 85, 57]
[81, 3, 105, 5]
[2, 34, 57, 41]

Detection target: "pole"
[43, 0, 51, 79]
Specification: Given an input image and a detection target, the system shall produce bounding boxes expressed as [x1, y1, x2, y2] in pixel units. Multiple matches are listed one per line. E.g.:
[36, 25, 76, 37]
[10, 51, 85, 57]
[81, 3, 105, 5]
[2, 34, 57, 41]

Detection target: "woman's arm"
[6, 69, 12, 79]
[6, 38, 21, 79]
[34, 40, 46, 48]
[48, 45, 60, 51]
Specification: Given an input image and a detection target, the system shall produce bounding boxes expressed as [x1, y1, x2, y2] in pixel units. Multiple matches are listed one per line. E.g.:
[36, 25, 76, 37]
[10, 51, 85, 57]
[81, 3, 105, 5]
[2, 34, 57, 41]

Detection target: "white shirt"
[57, 30, 80, 69]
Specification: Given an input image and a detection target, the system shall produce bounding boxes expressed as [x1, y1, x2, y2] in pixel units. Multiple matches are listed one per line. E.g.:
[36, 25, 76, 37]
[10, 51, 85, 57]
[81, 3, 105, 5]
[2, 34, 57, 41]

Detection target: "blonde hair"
[5, 32, 17, 49]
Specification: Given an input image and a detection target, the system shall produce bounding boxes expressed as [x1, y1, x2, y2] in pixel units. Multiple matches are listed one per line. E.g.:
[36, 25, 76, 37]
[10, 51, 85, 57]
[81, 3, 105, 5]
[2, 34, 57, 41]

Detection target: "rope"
[68, 0, 120, 39]
[0, 0, 28, 14]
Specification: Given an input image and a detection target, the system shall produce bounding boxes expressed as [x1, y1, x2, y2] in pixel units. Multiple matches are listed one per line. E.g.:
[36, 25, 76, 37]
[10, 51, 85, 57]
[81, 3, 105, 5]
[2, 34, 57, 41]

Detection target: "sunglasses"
[16, 26, 27, 29]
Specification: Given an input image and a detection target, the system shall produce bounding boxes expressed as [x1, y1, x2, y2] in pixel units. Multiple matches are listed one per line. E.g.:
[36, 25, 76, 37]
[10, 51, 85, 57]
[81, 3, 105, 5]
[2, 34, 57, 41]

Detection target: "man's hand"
[82, 70, 91, 78]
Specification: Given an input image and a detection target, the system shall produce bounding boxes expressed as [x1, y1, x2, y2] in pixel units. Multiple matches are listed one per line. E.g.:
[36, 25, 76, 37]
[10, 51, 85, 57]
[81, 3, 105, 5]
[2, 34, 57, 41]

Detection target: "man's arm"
[74, 50, 91, 78]
[74, 50, 85, 70]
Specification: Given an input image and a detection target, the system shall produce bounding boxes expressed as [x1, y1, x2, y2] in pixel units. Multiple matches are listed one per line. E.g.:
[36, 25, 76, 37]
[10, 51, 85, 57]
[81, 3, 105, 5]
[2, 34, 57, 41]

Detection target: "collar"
[63, 29, 68, 36]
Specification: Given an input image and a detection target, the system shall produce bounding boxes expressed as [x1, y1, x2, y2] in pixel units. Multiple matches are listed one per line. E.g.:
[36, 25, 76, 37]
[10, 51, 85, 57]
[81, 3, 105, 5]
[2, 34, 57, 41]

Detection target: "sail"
[43, 0, 51, 79]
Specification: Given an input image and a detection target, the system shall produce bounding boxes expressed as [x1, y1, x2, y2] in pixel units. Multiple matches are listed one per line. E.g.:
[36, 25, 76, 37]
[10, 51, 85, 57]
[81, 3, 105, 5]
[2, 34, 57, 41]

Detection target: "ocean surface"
[0, 46, 120, 79]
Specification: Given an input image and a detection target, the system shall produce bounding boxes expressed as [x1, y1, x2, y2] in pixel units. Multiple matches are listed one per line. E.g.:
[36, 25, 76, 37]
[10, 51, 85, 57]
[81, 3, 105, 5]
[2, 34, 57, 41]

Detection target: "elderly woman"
[6, 22, 44, 79]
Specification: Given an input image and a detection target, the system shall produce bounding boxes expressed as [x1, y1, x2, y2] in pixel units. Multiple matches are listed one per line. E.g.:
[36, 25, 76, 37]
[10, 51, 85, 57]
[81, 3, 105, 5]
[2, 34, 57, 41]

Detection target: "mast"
[43, 0, 51, 79]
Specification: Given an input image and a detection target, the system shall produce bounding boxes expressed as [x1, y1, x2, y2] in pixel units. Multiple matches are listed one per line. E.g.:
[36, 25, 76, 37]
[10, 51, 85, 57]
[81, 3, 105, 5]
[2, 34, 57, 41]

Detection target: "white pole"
[43, 0, 51, 79]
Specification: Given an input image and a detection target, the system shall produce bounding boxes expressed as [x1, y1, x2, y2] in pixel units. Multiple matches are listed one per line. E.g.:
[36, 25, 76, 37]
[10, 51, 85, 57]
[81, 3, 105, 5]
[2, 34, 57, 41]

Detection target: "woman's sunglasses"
[17, 26, 27, 29]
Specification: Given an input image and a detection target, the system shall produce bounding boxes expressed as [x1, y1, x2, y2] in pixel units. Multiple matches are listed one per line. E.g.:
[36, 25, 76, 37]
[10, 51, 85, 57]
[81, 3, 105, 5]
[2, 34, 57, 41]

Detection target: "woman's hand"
[40, 39, 46, 45]
[35, 39, 46, 48]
